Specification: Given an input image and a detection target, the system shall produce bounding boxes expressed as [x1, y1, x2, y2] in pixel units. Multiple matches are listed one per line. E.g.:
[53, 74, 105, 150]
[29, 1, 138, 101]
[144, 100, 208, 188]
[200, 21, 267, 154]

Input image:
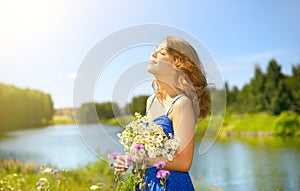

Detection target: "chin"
[147, 65, 155, 74]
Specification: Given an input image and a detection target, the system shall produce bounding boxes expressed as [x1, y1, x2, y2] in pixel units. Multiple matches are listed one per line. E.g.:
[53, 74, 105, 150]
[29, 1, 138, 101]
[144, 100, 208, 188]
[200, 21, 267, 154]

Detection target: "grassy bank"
[0, 159, 114, 190]
[0, 160, 222, 191]
[100, 115, 134, 127]
[196, 112, 300, 138]
[102, 112, 300, 138]
[50, 112, 300, 139]
[50, 116, 75, 125]
[218, 113, 276, 137]
[50, 116, 133, 126]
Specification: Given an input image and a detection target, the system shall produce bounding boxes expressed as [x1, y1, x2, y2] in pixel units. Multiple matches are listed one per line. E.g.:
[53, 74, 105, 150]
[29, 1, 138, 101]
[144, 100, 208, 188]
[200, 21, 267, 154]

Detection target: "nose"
[151, 49, 158, 59]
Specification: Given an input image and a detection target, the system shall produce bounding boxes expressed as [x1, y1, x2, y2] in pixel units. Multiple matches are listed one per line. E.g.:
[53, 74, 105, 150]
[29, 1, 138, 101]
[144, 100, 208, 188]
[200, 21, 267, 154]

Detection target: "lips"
[149, 60, 157, 64]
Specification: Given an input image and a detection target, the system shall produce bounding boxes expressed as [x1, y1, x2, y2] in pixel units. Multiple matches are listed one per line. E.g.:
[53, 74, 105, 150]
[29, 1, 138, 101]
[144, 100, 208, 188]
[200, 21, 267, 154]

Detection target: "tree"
[0, 83, 54, 131]
[237, 84, 253, 113]
[225, 83, 240, 113]
[248, 65, 266, 112]
[287, 64, 300, 112]
[95, 102, 121, 120]
[263, 59, 290, 114]
[76, 102, 98, 124]
[270, 80, 293, 115]
[128, 95, 149, 116]
[274, 112, 300, 136]
[225, 59, 296, 115]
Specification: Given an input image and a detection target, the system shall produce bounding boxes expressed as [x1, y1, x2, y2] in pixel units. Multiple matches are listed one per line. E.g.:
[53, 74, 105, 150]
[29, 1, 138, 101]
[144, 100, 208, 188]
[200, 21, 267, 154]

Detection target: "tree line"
[226, 59, 300, 115]
[74, 58, 300, 124]
[76, 95, 149, 123]
[2, 59, 297, 131]
[0, 83, 54, 132]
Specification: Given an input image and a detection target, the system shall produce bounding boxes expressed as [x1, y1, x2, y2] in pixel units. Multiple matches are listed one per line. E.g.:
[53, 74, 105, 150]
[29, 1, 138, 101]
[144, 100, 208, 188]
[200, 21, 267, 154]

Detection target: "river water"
[0, 124, 299, 191]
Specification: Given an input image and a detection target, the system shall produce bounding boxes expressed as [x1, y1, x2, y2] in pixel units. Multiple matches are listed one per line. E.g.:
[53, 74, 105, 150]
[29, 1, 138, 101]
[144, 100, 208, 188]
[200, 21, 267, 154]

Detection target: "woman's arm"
[148, 96, 195, 172]
[116, 96, 195, 173]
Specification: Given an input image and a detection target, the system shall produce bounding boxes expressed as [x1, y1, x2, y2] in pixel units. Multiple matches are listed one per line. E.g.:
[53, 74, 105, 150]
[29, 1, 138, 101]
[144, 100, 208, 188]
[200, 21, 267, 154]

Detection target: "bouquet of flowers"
[108, 112, 180, 191]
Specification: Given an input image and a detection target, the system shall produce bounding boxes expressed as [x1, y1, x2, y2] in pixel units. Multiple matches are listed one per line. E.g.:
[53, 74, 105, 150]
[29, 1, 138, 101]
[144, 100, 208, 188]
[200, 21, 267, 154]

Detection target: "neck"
[156, 80, 180, 98]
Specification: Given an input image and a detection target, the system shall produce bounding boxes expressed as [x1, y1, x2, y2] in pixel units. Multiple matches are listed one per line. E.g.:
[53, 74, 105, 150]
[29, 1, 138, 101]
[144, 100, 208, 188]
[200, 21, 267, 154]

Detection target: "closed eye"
[159, 49, 167, 55]
[160, 51, 166, 55]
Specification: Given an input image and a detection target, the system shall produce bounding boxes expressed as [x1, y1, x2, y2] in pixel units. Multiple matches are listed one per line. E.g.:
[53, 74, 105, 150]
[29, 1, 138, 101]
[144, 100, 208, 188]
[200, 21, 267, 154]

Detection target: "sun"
[0, 1, 63, 53]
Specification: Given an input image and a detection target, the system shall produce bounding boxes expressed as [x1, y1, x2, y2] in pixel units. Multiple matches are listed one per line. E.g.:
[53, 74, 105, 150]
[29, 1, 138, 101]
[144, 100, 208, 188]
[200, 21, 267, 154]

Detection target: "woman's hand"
[113, 155, 129, 174]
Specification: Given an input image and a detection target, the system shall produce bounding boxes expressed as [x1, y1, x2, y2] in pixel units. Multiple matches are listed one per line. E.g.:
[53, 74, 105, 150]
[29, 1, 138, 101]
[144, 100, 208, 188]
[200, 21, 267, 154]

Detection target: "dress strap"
[146, 95, 156, 115]
[166, 94, 185, 116]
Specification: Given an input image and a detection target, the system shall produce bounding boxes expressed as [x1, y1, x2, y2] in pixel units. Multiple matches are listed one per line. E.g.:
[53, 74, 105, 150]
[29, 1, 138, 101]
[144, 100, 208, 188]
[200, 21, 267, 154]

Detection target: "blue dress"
[143, 95, 195, 191]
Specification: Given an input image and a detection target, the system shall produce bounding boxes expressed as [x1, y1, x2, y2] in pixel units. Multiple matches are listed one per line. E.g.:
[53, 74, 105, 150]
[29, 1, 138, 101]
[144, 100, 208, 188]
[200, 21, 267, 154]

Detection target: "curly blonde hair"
[152, 36, 211, 121]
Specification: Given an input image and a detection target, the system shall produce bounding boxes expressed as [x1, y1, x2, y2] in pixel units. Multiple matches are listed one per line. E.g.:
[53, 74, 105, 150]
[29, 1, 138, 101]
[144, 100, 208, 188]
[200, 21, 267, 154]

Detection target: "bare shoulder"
[171, 95, 195, 132]
[173, 95, 193, 110]
[172, 95, 194, 118]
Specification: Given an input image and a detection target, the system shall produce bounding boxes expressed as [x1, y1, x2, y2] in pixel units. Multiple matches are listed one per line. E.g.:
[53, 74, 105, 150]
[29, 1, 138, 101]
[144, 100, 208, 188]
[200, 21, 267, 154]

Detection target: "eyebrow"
[156, 46, 166, 52]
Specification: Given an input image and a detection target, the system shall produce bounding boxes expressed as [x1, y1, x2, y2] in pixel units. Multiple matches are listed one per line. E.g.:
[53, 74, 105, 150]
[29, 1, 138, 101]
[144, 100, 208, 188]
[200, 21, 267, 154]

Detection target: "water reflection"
[191, 137, 300, 190]
[1, 125, 300, 191]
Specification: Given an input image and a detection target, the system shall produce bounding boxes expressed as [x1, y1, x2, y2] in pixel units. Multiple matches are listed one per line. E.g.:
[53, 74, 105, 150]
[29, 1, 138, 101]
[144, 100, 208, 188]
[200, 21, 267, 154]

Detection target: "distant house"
[53, 108, 76, 120]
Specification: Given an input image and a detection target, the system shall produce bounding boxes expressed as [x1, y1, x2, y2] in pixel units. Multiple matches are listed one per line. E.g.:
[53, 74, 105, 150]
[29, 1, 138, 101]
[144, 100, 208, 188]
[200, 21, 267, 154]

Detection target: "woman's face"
[147, 44, 175, 76]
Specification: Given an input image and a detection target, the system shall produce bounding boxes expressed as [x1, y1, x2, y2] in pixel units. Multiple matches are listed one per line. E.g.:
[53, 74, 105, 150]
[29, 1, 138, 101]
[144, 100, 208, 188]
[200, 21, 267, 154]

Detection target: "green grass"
[50, 112, 300, 139]
[220, 112, 277, 137]
[0, 159, 114, 191]
[50, 118, 75, 125]
[225, 113, 277, 131]
[100, 115, 134, 127]
[195, 112, 300, 138]
[223, 112, 276, 131]
[50, 116, 75, 125]
[0, 160, 223, 191]
[102, 112, 293, 138]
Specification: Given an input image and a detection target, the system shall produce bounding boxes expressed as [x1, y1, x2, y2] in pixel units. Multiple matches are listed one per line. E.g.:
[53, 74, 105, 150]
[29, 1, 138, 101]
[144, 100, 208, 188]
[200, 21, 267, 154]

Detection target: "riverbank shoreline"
[196, 112, 300, 139]
[49, 112, 300, 139]
[1, 124, 299, 191]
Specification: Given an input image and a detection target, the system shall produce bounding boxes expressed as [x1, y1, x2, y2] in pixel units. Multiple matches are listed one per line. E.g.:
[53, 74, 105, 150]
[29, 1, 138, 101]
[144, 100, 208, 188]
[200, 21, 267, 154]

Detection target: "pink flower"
[126, 156, 134, 166]
[107, 152, 121, 159]
[133, 143, 145, 150]
[36, 181, 43, 186]
[51, 169, 58, 175]
[156, 170, 170, 179]
[154, 161, 165, 169]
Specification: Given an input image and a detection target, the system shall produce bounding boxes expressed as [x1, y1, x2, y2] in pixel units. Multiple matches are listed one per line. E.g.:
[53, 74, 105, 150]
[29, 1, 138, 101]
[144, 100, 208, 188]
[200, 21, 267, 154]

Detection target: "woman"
[115, 36, 211, 191]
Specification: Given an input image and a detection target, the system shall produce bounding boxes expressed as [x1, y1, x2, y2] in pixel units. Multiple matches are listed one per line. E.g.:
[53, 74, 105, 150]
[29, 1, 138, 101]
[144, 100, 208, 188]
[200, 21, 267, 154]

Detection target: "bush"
[273, 112, 300, 136]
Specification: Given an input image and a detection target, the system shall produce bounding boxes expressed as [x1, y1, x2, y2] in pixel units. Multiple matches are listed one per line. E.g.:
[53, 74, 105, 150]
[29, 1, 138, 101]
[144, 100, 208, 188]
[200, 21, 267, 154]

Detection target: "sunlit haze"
[1, 0, 299, 108]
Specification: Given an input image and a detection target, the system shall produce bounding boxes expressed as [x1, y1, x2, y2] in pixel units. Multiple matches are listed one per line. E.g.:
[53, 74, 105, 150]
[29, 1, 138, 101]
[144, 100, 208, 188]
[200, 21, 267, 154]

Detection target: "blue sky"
[1, 0, 299, 108]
